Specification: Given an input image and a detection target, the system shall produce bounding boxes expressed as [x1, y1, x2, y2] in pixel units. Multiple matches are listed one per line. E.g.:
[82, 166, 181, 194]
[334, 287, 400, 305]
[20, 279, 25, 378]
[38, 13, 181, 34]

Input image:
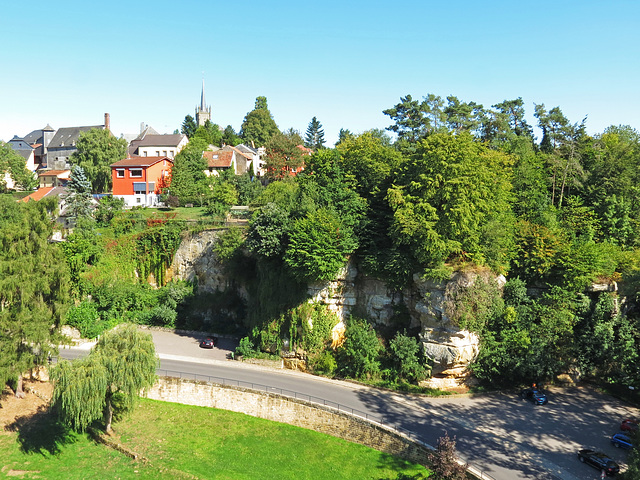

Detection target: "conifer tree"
[304, 116, 326, 150]
[0, 196, 70, 398]
[65, 165, 94, 222]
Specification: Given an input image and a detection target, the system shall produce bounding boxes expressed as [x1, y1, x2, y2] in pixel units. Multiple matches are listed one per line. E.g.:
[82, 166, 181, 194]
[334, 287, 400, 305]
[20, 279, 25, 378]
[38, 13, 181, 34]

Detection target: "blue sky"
[1, 1, 638, 146]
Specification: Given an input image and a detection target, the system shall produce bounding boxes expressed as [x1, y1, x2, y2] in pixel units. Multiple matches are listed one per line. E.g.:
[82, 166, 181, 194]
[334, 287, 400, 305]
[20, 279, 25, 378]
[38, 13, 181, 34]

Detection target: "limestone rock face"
[168, 232, 497, 378]
[166, 230, 227, 293]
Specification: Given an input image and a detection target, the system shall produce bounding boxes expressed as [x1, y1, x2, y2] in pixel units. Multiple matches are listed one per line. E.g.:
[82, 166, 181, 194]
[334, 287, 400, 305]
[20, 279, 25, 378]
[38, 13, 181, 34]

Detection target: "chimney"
[104, 113, 111, 132]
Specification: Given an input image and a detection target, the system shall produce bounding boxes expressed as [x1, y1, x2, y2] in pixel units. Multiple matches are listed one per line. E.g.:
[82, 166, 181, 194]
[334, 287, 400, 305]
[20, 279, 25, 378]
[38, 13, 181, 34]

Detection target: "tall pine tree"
[304, 116, 326, 150]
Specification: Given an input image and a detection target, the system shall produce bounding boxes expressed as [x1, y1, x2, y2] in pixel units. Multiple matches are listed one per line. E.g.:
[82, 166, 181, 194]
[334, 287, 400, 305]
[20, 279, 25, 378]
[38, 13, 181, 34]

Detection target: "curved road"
[59, 329, 639, 480]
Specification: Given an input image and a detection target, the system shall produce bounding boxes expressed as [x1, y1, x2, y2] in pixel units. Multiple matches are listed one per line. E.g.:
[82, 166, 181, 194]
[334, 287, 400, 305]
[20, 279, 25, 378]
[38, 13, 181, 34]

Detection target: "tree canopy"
[52, 324, 157, 433]
[71, 128, 127, 193]
[304, 117, 326, 150]
[0, 196, 70, 396]
[240, 97, 280, 147]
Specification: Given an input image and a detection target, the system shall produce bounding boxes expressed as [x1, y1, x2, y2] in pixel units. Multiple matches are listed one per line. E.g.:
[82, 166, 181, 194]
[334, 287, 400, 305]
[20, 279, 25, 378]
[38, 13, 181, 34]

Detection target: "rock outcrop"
[167, 230, 499, 377]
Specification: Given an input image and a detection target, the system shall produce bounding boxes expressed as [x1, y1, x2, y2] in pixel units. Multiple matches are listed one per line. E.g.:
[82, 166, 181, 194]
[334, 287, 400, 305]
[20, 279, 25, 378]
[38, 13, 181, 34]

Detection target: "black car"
[520, 387, 548, 405]
[199, 337, 217, 349]
[577, 449, 620, 476]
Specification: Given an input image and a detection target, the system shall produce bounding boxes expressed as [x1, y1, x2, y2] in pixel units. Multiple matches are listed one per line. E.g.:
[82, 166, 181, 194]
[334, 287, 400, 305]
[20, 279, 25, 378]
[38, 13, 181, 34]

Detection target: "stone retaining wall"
[146, 377, 432, 466]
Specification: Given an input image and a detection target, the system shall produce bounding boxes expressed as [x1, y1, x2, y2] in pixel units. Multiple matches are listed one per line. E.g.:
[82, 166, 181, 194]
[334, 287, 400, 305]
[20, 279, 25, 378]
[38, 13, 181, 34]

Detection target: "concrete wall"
[146, 377, 432, 467]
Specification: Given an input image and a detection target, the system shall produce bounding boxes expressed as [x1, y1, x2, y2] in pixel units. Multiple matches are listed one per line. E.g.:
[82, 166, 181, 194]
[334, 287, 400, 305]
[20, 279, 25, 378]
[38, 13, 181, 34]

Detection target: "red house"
[111, 156, 172, 207]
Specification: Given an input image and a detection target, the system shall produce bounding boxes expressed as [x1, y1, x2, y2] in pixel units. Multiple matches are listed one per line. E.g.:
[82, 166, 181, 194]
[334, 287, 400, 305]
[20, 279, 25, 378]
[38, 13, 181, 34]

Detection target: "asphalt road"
[58, 329, 639, 480]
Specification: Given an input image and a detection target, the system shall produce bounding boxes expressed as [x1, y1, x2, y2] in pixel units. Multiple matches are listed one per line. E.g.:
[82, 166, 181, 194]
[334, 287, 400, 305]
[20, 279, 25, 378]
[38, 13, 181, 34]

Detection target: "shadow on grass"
[5, 405, 76, 455]
[376, 452, 431, 479]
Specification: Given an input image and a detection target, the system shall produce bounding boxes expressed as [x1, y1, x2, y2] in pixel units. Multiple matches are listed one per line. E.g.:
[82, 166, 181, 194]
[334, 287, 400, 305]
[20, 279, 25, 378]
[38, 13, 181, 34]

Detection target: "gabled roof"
[235, 143, 258, 154]
[39, 169, 71, 178]
[20, 186, 67, 202]
[131, 134, 186, 147]
[48, 126, 103, 149]
[229, 146, 253, 161]
[111, 156, 173, 168]
[203, 150, 233, 168]
[128, 133, 187, 156]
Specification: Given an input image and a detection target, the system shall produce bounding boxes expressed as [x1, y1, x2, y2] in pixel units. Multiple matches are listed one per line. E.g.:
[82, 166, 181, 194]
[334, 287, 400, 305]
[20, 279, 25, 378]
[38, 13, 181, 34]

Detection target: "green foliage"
[168, 145, 209, 205]
[287, 303, 338, 354]
[65, 165, 94, 221]
[388, 331, 429, 383]
[240, 97, 280, 147]
[308, 350, 338, 375]
[0, 141, 37, 191]
[0, 196, 71, 387]
[444, 273, 504, 333]
[71, 128, 128, 193]
[181, 115, 197, 138]
[65, 300, 117, 339]
[222, 125, 242, 146]
[387, 132, 514, 270]
[135, 222, 184, 285]
[336, 317, 382, 380]
[264, 131, 306, 180]
[284, 208, 358, 282]
[93, 195, 124, 226]
[213, 227, 245, 264]
[304, 116, 326, 150]
[246, 202, 290, 258]
[236, 336, 256, 357]
[52, 325, 157, 432]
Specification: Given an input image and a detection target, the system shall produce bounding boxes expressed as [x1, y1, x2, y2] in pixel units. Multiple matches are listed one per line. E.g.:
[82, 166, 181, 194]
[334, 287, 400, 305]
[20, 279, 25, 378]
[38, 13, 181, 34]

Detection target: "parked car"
[577, 449, 620, 476]
[520, 387, 548, 405]
[199, 337, 217, 349]
[620, 418, 638, 432]
[611, 433, 635, 450]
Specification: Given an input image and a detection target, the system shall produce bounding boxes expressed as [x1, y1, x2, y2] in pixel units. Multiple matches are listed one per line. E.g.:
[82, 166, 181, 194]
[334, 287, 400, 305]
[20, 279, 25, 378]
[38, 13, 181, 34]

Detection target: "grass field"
[1, 398, 430, 479]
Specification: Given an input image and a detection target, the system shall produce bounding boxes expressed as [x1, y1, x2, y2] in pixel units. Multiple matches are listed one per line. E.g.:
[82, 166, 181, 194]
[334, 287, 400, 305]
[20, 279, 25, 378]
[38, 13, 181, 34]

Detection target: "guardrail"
[155, 367, 496, 480]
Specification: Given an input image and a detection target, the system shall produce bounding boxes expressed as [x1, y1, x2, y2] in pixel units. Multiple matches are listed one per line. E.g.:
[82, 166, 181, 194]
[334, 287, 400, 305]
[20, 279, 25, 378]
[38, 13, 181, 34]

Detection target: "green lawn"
[1, 398, 430, 480]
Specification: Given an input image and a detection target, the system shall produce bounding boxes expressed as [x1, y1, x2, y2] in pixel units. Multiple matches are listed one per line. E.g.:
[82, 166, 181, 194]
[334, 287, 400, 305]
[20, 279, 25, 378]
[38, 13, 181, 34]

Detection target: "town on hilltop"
[1, 82, 315, 215]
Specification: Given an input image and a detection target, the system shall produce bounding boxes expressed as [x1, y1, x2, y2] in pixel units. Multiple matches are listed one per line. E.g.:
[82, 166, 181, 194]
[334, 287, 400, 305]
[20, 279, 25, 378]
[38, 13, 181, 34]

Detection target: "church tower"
[195, 78, 211, 127]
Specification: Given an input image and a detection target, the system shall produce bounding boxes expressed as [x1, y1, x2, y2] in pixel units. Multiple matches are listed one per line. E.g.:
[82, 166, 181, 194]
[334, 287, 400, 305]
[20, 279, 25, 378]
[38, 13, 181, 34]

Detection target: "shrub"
[236, 337, 256, 357]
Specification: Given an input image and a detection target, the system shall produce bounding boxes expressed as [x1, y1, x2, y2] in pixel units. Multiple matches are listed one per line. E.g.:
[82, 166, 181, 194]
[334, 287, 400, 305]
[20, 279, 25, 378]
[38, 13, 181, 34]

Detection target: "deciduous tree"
[240, 96, 280, 147]
[71, 128, 127, 193]
[52, 324, 157, 433]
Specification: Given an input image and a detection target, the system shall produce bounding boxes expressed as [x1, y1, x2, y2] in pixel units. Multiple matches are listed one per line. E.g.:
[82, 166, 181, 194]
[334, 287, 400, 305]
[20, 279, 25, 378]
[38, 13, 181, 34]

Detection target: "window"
[169, 150, 174, 157]
[143, 151, 147, 157]
[136, 197, 142, 203]
[130, 169, 142, 178]
[156, 151, 160, 156]
[162, 150, 167, 156]
[116, 169, 125, 178]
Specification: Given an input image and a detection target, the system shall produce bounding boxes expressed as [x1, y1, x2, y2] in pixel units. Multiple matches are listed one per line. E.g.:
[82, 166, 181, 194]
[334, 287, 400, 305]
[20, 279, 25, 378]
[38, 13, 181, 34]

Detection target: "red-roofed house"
[111, 156, 172, 207]
[202, 146, 252, 177]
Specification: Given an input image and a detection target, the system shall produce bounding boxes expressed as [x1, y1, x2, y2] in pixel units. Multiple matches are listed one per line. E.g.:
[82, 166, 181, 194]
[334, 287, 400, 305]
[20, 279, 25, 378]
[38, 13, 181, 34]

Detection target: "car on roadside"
[577, 449, 620, 476]
[520, 387, 548, 405]
[620, 418, 638, 432]
[611, 433, 635, 450]
[199, 337, 217, 349]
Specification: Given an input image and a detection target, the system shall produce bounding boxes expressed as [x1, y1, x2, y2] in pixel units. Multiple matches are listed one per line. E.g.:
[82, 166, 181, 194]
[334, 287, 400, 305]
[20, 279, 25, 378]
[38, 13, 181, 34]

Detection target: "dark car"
[199, 337, 217, 349]
[611, 433, 635, 450]
[577, 449, 620, 476]
[620, 418, 638, 432]
[520, 387, 548, 405]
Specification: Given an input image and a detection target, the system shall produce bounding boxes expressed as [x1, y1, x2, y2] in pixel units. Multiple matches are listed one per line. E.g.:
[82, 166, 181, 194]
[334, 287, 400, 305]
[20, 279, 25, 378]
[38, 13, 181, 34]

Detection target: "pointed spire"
[201, 78, 206, 111]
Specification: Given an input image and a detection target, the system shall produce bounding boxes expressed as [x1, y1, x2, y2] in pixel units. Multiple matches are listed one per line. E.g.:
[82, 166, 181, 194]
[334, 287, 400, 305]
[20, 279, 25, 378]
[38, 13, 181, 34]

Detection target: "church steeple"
[196, 77, 211, 127]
